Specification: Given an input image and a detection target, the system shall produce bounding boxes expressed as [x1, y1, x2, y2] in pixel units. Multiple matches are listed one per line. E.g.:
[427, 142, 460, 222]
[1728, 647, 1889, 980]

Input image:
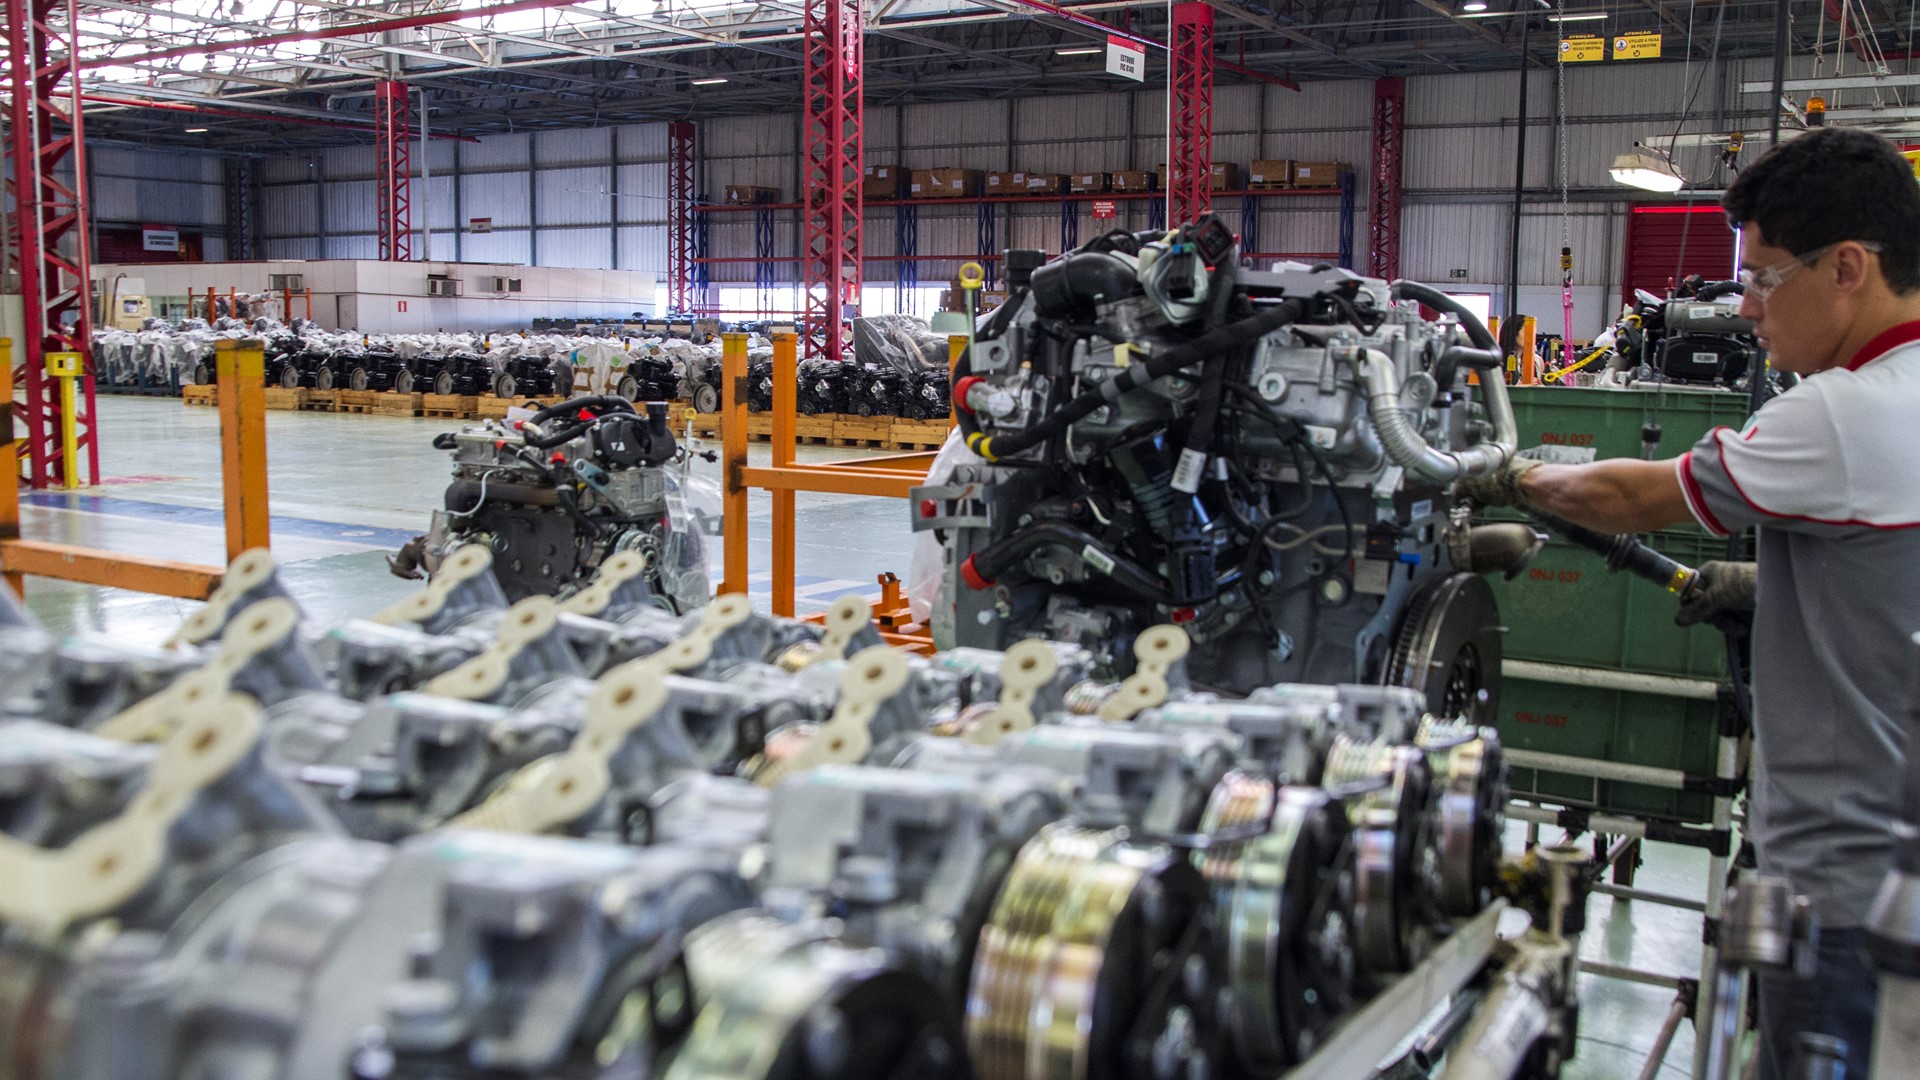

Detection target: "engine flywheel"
[1381, 571, 1502, 726]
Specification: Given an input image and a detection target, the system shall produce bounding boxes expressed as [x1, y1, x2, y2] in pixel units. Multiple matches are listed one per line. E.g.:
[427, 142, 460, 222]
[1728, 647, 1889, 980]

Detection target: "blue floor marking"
[24, 492, 422, 550]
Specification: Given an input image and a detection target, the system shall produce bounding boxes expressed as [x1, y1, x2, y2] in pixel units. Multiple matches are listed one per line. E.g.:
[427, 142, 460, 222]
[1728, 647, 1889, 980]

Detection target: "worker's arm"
[1518, 458, 1696, 534]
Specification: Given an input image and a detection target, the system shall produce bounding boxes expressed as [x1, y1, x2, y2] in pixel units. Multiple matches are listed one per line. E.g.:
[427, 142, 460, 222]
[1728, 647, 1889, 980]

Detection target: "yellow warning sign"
[1903, 148, 1920, 181]
[1612, 32, 1662, 60]
[1559, 36, 1605, 63]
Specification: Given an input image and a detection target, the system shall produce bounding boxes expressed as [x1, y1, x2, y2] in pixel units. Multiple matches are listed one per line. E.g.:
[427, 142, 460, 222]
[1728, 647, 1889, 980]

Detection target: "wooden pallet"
[1246, 179, 1294, 190]
[832, 416, 893, 448]
[421, 394, 479, 419]
[333, 390, 382, 414]
[182, 384, 217, 407]
[890, 419, 952, 450]
[299, 390, 339, 412]
[264, 387, 308, 411]
[373, 392, 425, 417]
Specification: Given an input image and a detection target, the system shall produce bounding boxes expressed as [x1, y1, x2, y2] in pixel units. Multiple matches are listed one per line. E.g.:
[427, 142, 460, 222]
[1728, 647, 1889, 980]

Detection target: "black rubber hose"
[1030, 251, 1141, 321]
[969, 522, 1173, 605]
[968, 297, 1310, 463]
[528, 395, 634, 424]
[1177, 259, 1241, 488]
[1392, 280, 1498, 351]
[1527, 508, 1697, 592]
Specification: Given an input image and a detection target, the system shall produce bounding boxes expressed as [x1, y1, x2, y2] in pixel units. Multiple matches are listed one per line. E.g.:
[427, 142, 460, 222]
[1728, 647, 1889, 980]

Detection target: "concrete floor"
[18, 394, 1721, 1079]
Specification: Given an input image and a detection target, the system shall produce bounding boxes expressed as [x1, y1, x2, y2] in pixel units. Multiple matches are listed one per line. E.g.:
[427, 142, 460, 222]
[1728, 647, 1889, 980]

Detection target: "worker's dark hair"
[1723, 127, 1920, 294]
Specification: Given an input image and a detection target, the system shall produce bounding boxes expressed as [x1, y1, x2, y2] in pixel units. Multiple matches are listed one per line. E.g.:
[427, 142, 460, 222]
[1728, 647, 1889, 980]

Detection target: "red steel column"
[5, 0, 97, 489]
[667, 120, 696, 314]
[1168, 2, 1214, 229]
[801, 0, 863, 361]
[1367, 76, 1407, 281]
[375, 80, 413, 261]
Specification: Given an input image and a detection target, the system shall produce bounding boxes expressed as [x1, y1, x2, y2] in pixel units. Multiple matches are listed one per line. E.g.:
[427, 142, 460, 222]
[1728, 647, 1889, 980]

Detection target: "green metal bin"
[1490, 385, 1754, 824]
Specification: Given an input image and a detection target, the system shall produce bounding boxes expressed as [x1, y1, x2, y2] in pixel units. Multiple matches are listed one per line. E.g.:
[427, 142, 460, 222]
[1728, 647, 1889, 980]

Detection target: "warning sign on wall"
[1559, 36, 1604, 63]
[469, 217, 493, 233]
[1091, 200, 1117, 219]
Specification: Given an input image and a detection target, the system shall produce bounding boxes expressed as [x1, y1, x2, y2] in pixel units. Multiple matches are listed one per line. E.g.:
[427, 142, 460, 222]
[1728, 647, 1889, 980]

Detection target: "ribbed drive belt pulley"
[1324, 738, 1445, 987]
[1195, 773, 1358, 1072]
[664, 912, 966, 1080]
[967, 822, 1222, 1080]
[1417, 717, 1509, 916]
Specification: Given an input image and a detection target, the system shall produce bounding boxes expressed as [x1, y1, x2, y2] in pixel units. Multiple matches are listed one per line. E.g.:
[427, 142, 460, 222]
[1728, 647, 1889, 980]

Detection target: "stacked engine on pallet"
[91, 319, 713, 403]
[0, 539, 1587, 1080]
[93, 315, 956, 422]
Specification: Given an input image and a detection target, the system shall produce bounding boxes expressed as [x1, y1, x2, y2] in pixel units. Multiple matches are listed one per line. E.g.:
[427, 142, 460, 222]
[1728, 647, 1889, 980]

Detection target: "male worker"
[1465, 126, 1920, 1079]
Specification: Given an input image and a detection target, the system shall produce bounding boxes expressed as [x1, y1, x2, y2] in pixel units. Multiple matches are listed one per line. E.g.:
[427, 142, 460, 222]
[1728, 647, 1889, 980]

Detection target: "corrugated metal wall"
[116, 54, 1803, 328]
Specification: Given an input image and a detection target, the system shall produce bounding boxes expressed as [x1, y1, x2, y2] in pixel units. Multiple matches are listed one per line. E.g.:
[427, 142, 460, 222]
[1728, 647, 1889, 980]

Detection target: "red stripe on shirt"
[1677, 452, 1731, 536]
[1711, 428, 1920, 530]
[1845, 320, 1920, 371]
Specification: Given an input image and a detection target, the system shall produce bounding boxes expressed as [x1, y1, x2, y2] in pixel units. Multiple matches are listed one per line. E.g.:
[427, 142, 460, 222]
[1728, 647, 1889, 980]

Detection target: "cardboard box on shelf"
[985, 171, 1027, 195]
[1023, 173, 1069, 195]
[863, 164, 905, 199]
[723, 184, 781, 205]
[913, 167, 982, 197]
[1069, 172, 1111, 193]
[1291, 161, 1349, 188]
[1110, 169, 1157, 192]
[1249, 159, 1295, 188]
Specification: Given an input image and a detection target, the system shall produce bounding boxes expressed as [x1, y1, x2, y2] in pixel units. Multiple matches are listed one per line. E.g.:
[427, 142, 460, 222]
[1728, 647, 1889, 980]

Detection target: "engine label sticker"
[1081, 546, 1117, 576]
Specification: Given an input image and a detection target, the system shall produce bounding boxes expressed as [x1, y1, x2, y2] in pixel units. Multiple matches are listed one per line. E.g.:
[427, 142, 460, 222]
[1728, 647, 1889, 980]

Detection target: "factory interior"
[2, 0, 1918, 1078]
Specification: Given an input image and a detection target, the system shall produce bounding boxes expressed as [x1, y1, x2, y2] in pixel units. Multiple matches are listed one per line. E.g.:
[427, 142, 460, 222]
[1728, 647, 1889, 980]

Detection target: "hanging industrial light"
[1610, 144, 1685, 193]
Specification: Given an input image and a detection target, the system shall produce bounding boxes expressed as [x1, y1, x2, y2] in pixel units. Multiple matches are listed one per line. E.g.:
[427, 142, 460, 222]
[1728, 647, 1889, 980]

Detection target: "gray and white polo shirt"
[1678, 321, 1920, 928]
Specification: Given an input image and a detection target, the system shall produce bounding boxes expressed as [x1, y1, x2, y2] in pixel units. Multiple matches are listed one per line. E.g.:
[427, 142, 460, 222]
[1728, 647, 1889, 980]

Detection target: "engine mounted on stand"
[913, 216, 1534, 716]
[391, 395, 712, 611]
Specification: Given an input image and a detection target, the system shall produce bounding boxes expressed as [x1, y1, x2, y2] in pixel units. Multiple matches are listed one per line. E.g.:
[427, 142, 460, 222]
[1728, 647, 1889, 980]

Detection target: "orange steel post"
[719, 332, 750, 596]
[215, 338, 271, 558]
[0, 340, 21, 598]
[948, 335, 967, 430]
[1518, 316, 1539, 385]
[0, 338, 223, 599]
[770, 330, 798, 616]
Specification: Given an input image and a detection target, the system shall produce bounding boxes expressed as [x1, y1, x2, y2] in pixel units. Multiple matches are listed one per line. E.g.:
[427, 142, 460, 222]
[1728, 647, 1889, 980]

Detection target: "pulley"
[1324, 738, 1444, 986]
[967, 823, 1222, 1080]
[1195, 772, 1358, 1071]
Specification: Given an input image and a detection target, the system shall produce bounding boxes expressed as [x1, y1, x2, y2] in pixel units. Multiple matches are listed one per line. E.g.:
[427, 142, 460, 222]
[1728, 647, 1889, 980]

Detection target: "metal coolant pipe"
[1355, 346, 1518, 483]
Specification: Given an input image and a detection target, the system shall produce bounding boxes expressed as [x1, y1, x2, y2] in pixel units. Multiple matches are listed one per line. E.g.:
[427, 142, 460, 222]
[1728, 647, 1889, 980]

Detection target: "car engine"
[915, 217, 1531, 709]
[391, 394, 712, 610]
[1608, 277, 1758, 387]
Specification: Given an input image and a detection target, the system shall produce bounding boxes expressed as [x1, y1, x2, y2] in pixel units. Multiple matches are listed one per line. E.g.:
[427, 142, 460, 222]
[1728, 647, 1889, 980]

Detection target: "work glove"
[1674, 560, 1757, 630]
[1456, 457, 1541, 510]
